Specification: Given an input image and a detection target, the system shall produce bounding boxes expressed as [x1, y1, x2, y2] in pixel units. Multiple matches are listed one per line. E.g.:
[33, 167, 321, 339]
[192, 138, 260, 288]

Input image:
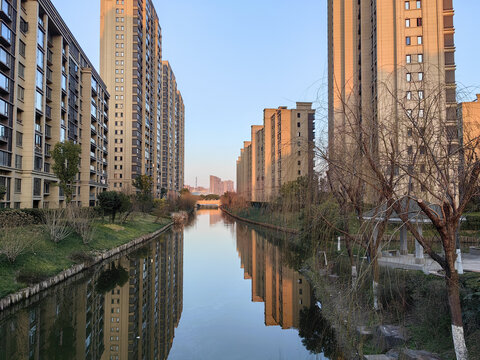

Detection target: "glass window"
[35, 91, 43, 111]
[419, 109, 424, 118]
[406, 37, 411, 45]
[417, 18, 422, 26]
[405, 19, 410, 27]
[14, 179, 21, 193]
[418, 72, 424, 81]
[418, 90, 424, 99]
[406, 91, 412, 100]
[18, 63, 25, 78]
[0, 98, 7, 117]
[60, 128, 66, 142]
[417, 36, 422, 45]
[1, 0, 11, 19]
[37, 48, 44, 68]
[62, 74, 67, 91]
[406, 55, 411, 64]
[37, 28, 44, 48]
[0, 47, 8, 67]
[416, 1, 421, 9]
[36, 70, 43, 89]
[418, 54, 423, 63]
[406, 73, 412, 82]
[405, 1, 410, 10]
[0, 72, 8, 91]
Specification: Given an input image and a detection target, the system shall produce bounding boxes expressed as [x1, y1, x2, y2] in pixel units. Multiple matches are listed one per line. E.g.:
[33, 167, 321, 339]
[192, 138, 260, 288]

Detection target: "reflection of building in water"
[209, 208, 224, 225]
[236, 224, 311, 329]
[102, 231, 184, 360]
[0, 273, 105, 360]
[0, 232, 184, 360]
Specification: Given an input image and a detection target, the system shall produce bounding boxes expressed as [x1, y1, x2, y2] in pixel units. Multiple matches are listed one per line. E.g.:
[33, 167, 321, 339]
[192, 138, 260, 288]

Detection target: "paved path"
[378, 252, 480, 273]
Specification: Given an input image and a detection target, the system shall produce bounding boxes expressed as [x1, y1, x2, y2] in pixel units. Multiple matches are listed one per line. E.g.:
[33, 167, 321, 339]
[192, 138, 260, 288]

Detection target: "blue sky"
[51, 0, 480, 188]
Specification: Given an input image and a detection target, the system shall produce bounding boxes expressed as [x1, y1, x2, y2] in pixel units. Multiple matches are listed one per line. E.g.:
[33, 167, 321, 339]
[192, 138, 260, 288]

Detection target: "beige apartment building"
[101, 0, 184, 198]
[0, 0, 109, 208]
[328, 0, 457, 195]
[458, 94, 480, 159]
[237, 102, 315, 202]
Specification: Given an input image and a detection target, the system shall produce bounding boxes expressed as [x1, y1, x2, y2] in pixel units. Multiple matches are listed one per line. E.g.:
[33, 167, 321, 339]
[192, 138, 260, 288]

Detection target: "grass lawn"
[0, 213, 171, 299]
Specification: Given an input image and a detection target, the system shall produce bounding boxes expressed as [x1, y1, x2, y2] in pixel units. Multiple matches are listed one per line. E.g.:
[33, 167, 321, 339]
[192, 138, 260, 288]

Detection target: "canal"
[0, 209, 338, 360]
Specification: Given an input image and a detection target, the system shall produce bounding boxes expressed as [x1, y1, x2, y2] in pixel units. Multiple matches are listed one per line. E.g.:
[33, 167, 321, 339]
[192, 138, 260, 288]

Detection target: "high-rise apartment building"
[161, 61, 184, 195]
[237, 102, 315, 202]
[0, 0, 109, 209]
[328, 0, 456, 193]
[101, 1, 184, 197]
[458, 94, 480, 153]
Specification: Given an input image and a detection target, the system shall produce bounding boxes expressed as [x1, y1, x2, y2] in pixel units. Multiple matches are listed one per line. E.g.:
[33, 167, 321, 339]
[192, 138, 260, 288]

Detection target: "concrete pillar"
[400, 226, 408, 255]
[415, 224, 424, 259]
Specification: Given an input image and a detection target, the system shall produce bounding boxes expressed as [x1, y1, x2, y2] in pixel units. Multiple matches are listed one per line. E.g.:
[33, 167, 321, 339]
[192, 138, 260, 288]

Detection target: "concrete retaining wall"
[0, 222, 173, 313]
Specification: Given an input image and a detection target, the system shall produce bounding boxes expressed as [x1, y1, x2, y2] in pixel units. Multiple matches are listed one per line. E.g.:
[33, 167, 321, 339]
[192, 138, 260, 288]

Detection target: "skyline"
[51, 0, 480, 188]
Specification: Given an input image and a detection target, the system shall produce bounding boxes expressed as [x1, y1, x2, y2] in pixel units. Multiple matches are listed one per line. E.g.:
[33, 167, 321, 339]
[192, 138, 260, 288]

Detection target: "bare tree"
[324, 68, 477, 358]
[44, 208, 72, 243]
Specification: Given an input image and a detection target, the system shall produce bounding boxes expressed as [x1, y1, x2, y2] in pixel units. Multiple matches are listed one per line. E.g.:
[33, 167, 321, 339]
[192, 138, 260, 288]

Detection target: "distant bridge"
[196, 200, 221, 208]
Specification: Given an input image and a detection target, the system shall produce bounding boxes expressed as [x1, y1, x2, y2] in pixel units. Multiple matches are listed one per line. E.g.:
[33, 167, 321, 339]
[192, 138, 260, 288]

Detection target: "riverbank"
[0, 214, 172, 308]
[221, 206, 300, 234]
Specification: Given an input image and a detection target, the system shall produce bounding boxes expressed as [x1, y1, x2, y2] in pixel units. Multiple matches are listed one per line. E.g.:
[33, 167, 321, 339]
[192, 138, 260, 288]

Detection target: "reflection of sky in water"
[168, 210, 323, 360]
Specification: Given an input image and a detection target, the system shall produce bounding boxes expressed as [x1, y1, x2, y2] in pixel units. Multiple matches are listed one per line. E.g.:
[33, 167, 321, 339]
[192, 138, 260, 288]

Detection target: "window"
[0, 98, 7, 117]
[406, 36, 411, 45]
[419, 109, 424, 118]
[406, 73, 412, 82]
[406, 19, 410, 27]
[418, 54, 423, 63]
[405, 1, 410, 10]
[15, 155, 22, 169]
[37, 48, 44, 68]
[16, 132, 22, 147]
[35, 91, 43, 111]
[19, 40, 26, 57]
[418, 90, 424, 99]
[417, 36, 422, 45]
[406, 91, 412, 100]
[416, 0, 421, 9]
[0, 47, 9, 68]
[407, 128, 413, 137]
[17, 85, 24, 101]
[418, 72, 423, 81]
[407, 109, 413, 118]
[0, 72, 8, 91]
[1, 23, 11, 44]
[406, 55, 411, 64]
[37, 28, 44, 48]
[417, 18, 422, 26]
[14, 179, 21, 193]
[36, 70, 43, 89]
[18, 63, 25, 78]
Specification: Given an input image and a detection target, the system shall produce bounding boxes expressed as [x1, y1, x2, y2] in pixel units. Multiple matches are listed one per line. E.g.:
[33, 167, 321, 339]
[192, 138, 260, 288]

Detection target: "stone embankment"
[0, 222, 172, 312]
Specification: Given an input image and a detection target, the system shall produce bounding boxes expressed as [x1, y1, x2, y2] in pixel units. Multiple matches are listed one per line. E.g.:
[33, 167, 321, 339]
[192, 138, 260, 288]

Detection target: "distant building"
[237, 102, 315, 202]
[209, 175, 235, 196]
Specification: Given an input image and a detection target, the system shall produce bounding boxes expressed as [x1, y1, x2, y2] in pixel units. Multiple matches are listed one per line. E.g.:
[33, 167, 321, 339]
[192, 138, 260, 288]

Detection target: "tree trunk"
[445, 235, 469, 360]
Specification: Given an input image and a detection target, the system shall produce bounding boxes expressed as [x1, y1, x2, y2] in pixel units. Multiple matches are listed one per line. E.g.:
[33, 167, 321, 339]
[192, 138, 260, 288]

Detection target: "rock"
[399, 349, 441, 360]
[374, 325, 408, 351]
[364, 356, 392, 360]
[357, 325, 373, 338]
[385, 349, 400, 359]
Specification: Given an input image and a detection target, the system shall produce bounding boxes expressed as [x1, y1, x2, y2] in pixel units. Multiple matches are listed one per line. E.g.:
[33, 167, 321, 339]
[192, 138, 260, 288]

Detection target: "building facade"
[237, 102, 315, 202]
[328, 0, 457, 196]
[101, 0, 184, 198]
[0, 0, 109, 209]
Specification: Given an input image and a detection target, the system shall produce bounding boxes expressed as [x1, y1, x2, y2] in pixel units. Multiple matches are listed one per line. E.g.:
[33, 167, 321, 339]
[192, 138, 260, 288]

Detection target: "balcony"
[90, 165, 95, 173]
[90, 138, 96, 146]
[34, 123, 41, 133]
[0, 0, 12, 22]
[90, 124, 96, 134]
